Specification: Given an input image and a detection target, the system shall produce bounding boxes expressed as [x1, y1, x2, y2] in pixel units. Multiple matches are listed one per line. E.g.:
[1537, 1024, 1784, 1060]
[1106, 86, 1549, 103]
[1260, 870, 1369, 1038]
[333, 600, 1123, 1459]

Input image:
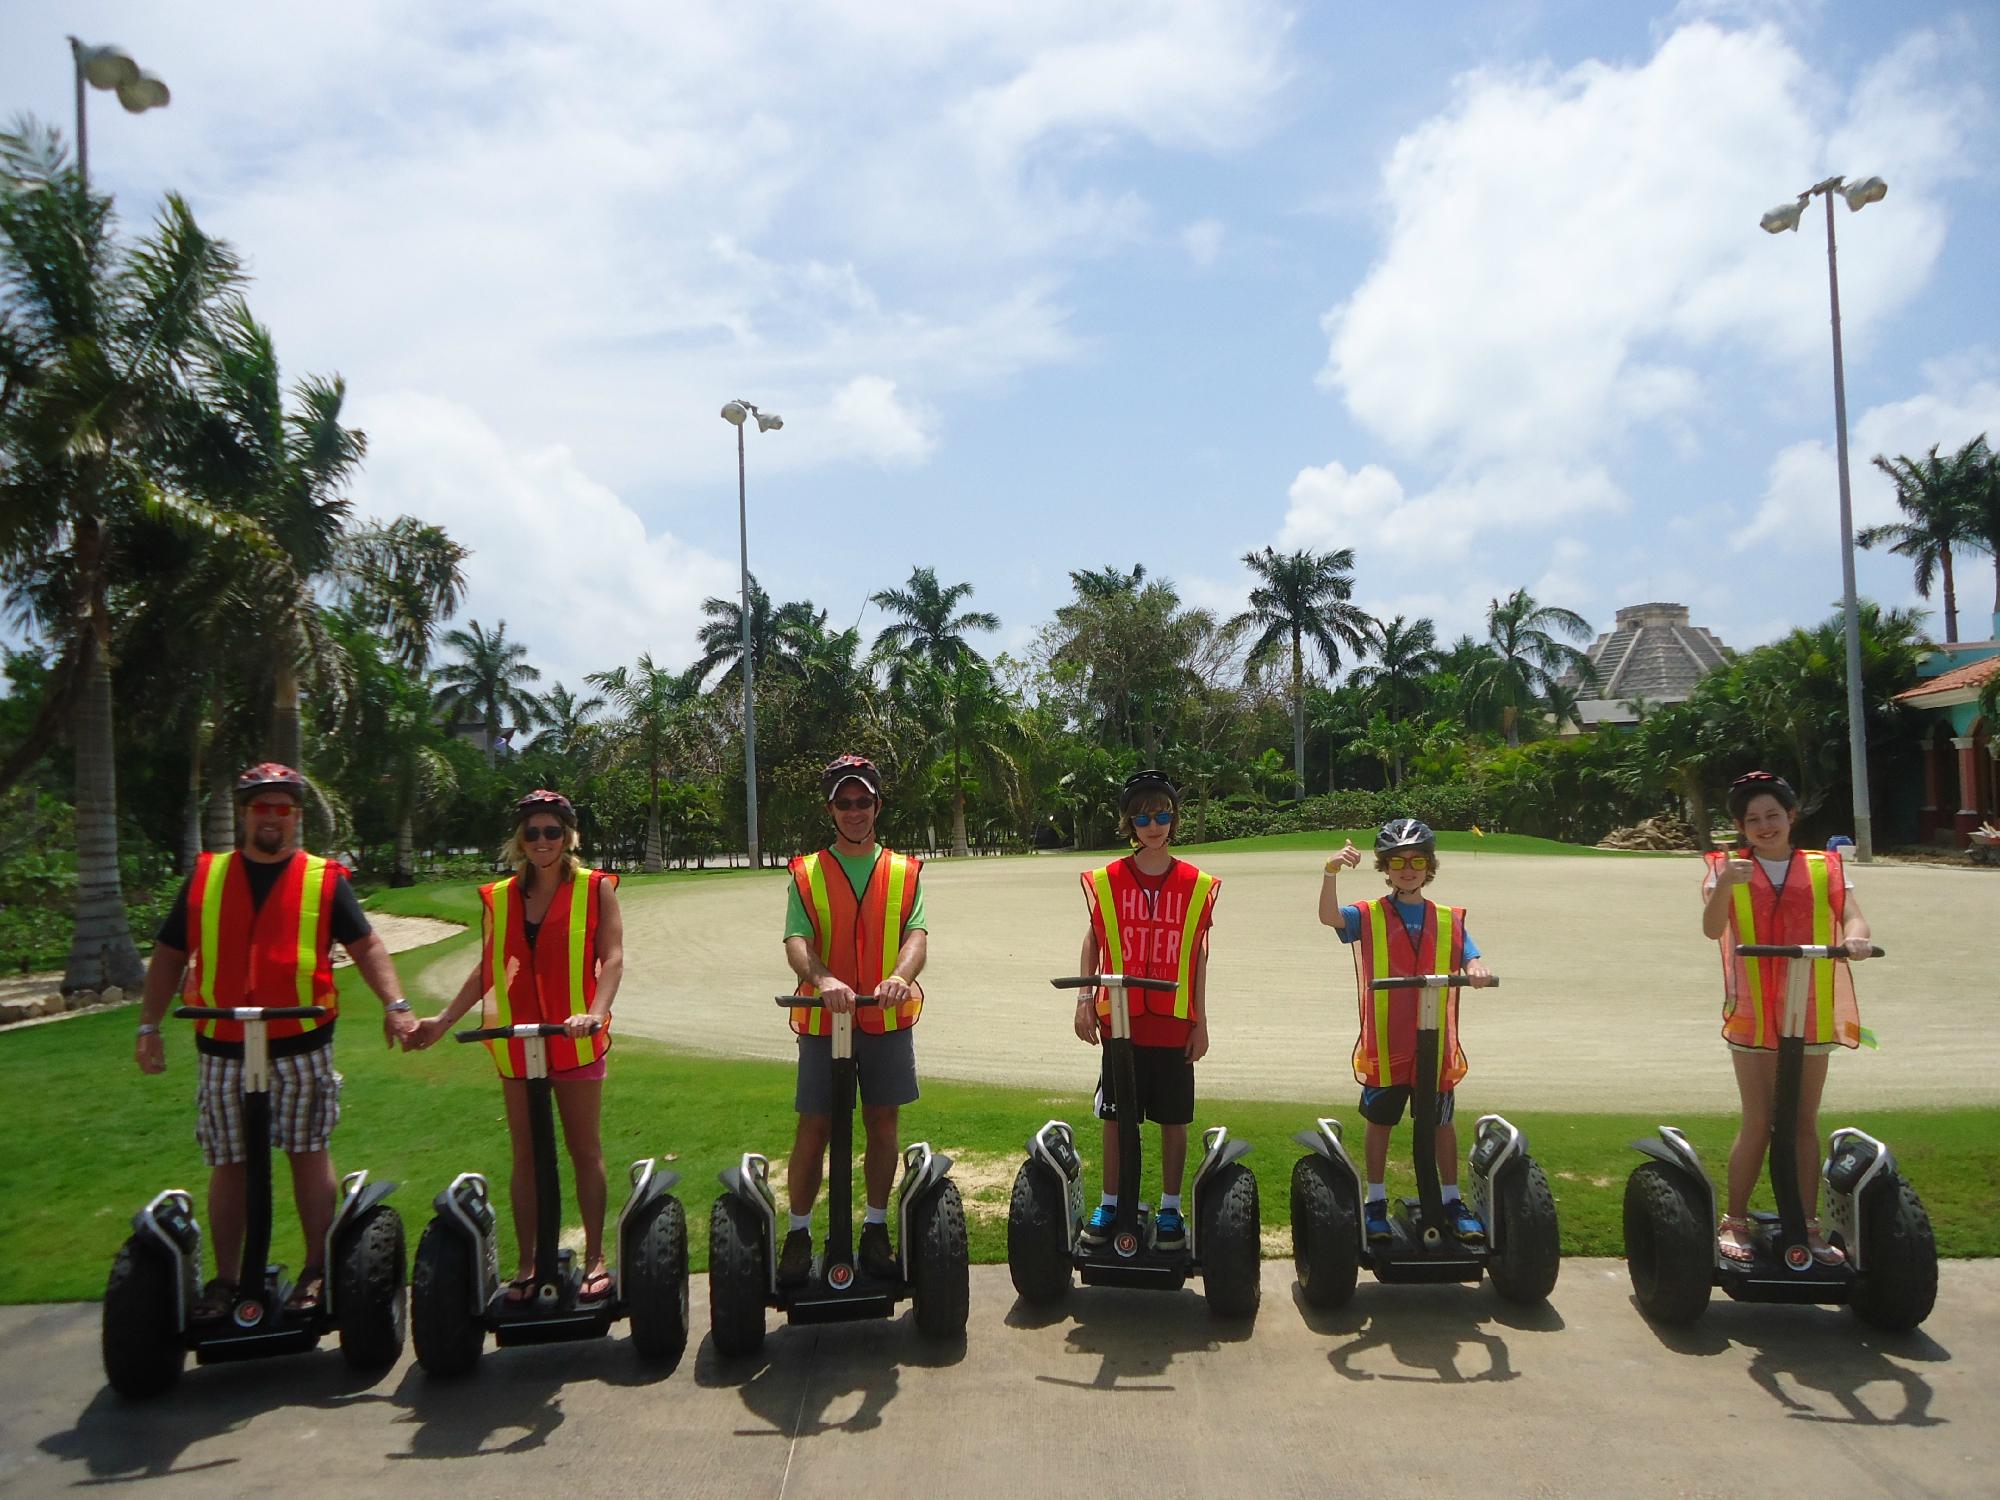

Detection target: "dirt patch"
[938, 1149, 1021, 1224]
[1555, 1170, 1616, 1190]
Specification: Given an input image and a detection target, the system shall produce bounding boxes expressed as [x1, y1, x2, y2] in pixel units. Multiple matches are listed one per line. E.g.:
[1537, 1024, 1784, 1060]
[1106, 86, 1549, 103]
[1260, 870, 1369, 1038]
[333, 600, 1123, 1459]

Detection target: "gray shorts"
[196, 1046, 342, 1165]
[794, 1029, 919, 1114]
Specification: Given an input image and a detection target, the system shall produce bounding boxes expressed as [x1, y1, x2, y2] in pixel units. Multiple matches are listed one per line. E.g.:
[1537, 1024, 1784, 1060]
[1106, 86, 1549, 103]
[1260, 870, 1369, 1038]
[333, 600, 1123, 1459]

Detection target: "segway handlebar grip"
[1366, 974, 1497, 991]
[1050, 974, 1179, 993]
[455, 1022, 588, 1042]
[776, 993, 887, 1007]
[172, 1005, 332, 1022]
[1735, 943, 1884, 960]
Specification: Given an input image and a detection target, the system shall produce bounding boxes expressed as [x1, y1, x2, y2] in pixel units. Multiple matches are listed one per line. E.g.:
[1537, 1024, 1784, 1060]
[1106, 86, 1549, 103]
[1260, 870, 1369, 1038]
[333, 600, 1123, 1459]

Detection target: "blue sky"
[5, 1, 1997, 689]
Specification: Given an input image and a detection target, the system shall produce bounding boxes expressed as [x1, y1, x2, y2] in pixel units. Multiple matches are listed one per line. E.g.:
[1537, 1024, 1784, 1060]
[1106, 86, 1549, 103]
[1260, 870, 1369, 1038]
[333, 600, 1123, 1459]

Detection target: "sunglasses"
[1131, 811, 1175, 828]
[830, 796, 877, 812]
[1385, 854, 1430, 871]
[524, 824, 567, 843]
[247, 800, 298, 818]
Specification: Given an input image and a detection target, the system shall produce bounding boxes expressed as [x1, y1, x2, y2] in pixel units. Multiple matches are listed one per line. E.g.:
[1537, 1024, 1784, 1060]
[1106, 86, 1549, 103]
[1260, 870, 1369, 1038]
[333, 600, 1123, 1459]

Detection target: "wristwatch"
[384, 999, 412, 1013]
[135, 1022, 161, 1037]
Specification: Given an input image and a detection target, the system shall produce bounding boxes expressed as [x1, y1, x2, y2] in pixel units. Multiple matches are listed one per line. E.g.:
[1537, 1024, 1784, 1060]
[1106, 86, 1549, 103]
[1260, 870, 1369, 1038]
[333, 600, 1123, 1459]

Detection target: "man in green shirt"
[779, 755, 928, 1284]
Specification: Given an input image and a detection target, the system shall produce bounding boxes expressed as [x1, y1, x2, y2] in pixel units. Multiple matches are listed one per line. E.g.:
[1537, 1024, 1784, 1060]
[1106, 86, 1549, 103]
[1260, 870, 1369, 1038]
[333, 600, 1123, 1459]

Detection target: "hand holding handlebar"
[455, 1018, 602, 1043]
[1049, 974, 1179, 993]
[1736, 942, 1883, 961]
[1367, 973, 1502, 991]
[776, 992, 892, 1007]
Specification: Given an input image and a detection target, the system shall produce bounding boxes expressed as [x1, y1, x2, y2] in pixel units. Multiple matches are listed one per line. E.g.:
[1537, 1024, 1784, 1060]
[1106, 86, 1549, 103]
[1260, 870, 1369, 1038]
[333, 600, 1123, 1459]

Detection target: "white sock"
[863, 1205, 888, 1226]
[1442, 1186, 1462, 1204]
[1159, 1193, 1182, 1212]
[1098, 1193, 1117, 1209]
[788, 1213, 811, 1233]
[1366, 1183, 1387, 1204]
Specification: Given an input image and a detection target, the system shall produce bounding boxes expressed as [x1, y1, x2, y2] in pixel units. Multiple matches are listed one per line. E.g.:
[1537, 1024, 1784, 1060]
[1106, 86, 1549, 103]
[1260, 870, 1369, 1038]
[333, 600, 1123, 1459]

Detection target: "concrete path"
[414, 850, 1997, 1111]
[2, 1262, 1993, 1498]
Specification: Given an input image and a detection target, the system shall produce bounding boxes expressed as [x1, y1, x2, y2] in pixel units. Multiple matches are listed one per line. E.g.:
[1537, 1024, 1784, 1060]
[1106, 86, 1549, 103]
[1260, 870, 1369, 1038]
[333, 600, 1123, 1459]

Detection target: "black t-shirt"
[156, 853, 370, 1058]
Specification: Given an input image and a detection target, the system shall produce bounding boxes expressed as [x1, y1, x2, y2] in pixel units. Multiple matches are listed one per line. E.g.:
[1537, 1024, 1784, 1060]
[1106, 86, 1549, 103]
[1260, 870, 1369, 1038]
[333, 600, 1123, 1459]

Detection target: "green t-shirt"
[782, 846, 928, 943]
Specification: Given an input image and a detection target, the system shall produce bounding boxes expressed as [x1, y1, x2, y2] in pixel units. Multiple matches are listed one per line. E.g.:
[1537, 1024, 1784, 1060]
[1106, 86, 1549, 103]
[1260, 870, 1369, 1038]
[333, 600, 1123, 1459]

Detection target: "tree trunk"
[645, 775, 663, 873]
[951, 736, 969, 857]
[204, 755, 237, 851]
[272, 659, 302, 768]
[1685, 778, 1713, 852]
[181, 717, 203, 872]
[1940, 548, 1958, 644]
[1502, 704, 1521, 748]
[64, 631, 145, 994]
[393, 807, 416, 887]
[1291, 629, 1306, 801]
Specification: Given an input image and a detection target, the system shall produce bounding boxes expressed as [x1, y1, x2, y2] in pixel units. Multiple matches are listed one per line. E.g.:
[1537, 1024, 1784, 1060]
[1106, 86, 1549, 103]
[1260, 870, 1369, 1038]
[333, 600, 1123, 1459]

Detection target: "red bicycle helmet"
[235, 762, 306, 801]
[820, 754, 883, 802]
[513, 788, 576, 822]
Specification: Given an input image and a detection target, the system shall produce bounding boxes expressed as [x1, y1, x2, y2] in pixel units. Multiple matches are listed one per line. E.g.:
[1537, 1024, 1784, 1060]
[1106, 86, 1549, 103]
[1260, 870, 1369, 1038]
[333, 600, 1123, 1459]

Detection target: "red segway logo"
[1784, 1244, 1813, 1272]
[827, 1262, 854, 1290]
[1114, 1231, 1140, 1258]
[234, 1300, 265, 1328]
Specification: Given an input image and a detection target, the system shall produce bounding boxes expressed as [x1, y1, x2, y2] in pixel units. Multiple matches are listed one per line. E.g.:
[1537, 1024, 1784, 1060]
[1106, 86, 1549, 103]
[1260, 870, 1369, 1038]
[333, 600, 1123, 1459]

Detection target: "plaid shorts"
[195, 1047, 343, 1165]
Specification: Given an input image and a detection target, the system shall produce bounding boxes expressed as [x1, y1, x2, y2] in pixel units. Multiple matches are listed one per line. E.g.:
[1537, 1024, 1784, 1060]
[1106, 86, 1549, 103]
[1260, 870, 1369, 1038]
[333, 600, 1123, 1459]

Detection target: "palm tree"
[1349, 615, 1441, 722]
[1230, 547, 1373, 798]
[587, 655, 697, 872]
[870, 565, 1000, 684]
[1943, 435, 1999, 622]
[904, 655, 1021, 856]
[692, 576, 781, 692]
[434, 619, 542, 765]
[1470, 589, 1596, 746]
[1861, 436, 1990, 643]
[535, 682, 606, 772]
[1, 123, 245, 993]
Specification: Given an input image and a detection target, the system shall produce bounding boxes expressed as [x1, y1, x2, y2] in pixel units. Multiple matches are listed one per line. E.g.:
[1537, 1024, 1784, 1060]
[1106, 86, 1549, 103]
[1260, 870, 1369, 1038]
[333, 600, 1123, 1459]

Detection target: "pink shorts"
[552, 1054, 608, 1082]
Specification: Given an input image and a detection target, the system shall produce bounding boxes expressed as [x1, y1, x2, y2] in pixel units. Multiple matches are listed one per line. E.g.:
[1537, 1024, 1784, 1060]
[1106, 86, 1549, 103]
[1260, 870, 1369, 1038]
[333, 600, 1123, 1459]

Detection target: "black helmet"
[820, 754, 883, 802]
[513, 788, 576, 823]
[1375, 817, 1434, 854]
[1118, 768, 1179, 811]
[1726, 770, 1797, 818]
[235, 762, 306, 802]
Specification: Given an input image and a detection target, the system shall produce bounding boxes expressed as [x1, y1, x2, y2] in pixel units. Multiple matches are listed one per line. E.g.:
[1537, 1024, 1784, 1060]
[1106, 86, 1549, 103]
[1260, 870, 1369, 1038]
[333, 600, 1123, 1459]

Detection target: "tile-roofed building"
[1565, 602, 1733, 730]
[1890, 617, 1997, 849]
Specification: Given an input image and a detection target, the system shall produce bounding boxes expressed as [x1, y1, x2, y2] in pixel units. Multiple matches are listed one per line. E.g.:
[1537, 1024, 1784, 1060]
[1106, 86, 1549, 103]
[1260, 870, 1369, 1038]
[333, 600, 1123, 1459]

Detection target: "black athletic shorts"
[1095, 1043, 1195, 1127]
[1358, 1084, 1455, 1127]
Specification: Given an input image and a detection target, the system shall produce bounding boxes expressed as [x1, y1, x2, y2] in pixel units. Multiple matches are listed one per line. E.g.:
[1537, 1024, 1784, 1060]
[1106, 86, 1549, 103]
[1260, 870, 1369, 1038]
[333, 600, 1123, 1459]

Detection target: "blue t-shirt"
[1335, 897, 1480, 960]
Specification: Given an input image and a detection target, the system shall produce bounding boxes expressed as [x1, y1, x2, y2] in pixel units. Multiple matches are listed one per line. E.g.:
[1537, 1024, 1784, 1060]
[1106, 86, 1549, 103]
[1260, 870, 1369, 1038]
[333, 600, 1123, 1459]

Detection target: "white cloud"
[1278, 458, 1626, 557]
[1181, 218, 1226, 267]
[820, 376, 939, 468]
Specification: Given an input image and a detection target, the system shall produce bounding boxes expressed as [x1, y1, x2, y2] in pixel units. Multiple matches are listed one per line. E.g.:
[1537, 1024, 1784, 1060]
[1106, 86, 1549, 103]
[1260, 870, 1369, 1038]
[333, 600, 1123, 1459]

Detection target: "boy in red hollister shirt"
[1072, 769, 1219, 1252]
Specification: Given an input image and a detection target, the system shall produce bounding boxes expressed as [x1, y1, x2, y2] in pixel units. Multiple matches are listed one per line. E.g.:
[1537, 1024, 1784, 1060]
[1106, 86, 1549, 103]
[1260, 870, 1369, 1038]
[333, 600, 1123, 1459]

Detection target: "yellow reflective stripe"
[1806, 854, 1835, 1042]
[294, 856, 328, 1027]
[197, 854, 231, 1005]
[489, 879, 514, 1028]
[1091, 868, 1123, 973]
[568, 871, 590, 1016]
[803, 854, 835, 967]
[878, 855, 909, 1030]
[1369, 903, 1392, 1085]
[1731, 879, 1764, 1048]
[1172, 872, 1213, 1020]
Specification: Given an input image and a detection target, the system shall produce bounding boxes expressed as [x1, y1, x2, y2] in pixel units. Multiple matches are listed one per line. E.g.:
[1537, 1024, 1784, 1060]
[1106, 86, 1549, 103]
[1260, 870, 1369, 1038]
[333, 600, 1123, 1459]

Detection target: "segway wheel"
[101, 1238, 185, 1399]
[335, 1204, 408, 1371]
[626, 1195, 691, 1369]
[707, 1194, 768, 1358]
[1005, 1159, 1072, 1305]
[411, 1218, 485, 1377]
[1486, 1159, 1561, 1306]
[911, 1179, 970, 1338]
[1290, 1154, 1359, 1311]
[1199, 1163, 1262, 1319]
[1622, 1162, 1712, 1326]
[1848, 1173, 1938, 1333]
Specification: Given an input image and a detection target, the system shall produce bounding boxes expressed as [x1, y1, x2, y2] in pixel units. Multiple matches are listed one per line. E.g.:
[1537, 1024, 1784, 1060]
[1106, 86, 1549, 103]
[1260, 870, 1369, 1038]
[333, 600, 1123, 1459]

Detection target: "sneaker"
[1450, 1199, 1485, 1242]
[859, 1222, 898, 1280]
[1364, 1198, 1392, 1243]
[777, 1228, 813, 1287]
[1080, 1204, 1116, 1249]
[1153, 1207, 1186, 1252]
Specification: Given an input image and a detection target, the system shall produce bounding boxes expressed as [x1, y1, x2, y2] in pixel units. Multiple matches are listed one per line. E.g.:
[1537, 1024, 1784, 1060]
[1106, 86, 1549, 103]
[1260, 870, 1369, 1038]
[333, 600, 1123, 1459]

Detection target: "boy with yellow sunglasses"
[1319, 818, 1494, 1243]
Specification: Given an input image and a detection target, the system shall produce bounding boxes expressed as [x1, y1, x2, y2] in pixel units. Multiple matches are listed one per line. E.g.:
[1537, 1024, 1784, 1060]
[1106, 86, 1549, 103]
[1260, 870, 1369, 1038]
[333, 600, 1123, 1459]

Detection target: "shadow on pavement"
[38, 1351, 390, 1484]
[1294, 1282, 1562, 1384]
[1011, 1285, 1257, 1393]
[1633, 1297, 1948, 1427]
[696, 1311, 964, 1439]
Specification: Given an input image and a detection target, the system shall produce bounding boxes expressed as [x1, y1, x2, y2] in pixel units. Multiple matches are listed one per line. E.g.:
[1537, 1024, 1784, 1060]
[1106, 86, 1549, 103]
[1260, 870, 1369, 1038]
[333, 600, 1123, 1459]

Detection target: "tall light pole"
[720, 399, 783, 868]
[67, 37, 170, 186]
[1761, 173, 1888, 862]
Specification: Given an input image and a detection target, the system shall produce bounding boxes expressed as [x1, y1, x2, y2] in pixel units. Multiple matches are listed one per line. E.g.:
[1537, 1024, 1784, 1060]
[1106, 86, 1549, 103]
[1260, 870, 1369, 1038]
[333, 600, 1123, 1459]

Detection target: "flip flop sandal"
[1806, 1219, 1847, 1267]
[576, 1268, 614, 1305]
[283, 1268, 326, 1313]
[1717, 1215, 1755, 1264]
[193, 1277, 234, 1321]
[503, 1275, 538, 1305]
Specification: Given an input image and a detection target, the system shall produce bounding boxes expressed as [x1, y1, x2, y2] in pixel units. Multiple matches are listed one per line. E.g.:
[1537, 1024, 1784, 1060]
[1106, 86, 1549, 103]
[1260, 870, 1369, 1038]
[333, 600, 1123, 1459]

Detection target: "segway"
[102, 1005, 406, 1398]
[1290, 971, 1560, 1310]
[410, 1021, 689, 1376]
[706, 995, 968, 1356]
[1624, 943, 1936, 1330]
[1006, 974, 1261, 1317]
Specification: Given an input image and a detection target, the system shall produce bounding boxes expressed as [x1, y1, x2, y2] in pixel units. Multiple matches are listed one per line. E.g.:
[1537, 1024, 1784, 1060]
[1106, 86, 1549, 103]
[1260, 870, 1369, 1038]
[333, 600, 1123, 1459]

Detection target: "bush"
[1189, 784, 1490, 843]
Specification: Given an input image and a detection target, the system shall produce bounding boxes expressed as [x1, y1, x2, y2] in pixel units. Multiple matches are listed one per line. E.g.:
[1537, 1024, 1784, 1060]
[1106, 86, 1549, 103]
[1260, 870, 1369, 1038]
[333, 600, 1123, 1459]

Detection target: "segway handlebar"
[455, 1020, 601, 1042]
[1049, 974, 1179, 993]
[775, 993, 895, 1007]
[1736, 943, 1884, 960]
[1367, 973, 1498, 991]
[172, 1005, 331, 1022]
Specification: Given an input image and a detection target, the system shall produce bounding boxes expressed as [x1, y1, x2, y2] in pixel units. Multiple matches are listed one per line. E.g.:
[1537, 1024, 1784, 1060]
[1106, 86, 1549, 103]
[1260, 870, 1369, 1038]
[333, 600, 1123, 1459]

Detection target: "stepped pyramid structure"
[1566, 602, 1733, 730]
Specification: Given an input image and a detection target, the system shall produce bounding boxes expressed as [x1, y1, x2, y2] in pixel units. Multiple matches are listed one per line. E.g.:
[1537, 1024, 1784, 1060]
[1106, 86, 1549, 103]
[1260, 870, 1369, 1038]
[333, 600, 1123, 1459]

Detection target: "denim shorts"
[794, 1028, 919, 1114]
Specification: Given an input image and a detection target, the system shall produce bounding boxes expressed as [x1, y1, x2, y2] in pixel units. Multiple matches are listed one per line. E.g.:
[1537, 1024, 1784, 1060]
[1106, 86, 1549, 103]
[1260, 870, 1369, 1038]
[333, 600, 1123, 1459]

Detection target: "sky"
[5, 1, 1998, 692]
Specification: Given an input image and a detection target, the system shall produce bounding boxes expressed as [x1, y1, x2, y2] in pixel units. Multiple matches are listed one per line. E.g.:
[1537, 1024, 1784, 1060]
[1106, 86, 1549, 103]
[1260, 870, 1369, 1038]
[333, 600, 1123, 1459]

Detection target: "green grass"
[4, 991, 1996, 1304]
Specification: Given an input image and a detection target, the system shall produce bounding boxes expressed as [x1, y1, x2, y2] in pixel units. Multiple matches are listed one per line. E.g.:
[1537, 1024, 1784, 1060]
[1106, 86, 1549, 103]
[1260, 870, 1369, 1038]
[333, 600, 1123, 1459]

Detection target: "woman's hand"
[407, 1015, 451, 1052]
[563, 1012, 603, 1037]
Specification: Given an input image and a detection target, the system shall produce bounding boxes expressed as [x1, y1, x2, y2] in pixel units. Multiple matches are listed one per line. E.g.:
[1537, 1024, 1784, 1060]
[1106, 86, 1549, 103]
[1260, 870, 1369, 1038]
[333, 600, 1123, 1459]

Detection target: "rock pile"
[0, 985, 127, 1028]
[1597, 814, 1699, 852]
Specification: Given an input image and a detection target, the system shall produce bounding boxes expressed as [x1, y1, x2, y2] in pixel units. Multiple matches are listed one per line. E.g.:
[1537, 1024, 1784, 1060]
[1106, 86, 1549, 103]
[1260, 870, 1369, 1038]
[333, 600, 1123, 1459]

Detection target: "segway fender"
[1292, 1119, 1364, 1255]
[894, 1142, 955, 1280]
[717, 1153, 780, 1297]
[324, 1171, 399, 1321]
[1467, 1115, 1526, 1254]
[1824, 1127, 1892, 1275]
[1631, 1128, 1716, 1243]
[431, 1172, 501, 1315]
[616, 1157, 682, 1301]
[1024, 1120, 1085, 1248]
[131, 1190, 201, 1335]
[1188, 1125, 1253, 1260]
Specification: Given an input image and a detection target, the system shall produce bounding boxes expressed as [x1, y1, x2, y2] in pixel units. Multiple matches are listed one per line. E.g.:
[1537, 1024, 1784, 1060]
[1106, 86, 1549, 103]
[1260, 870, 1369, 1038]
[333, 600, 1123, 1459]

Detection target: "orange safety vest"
[480, 868, 618, 1077]
[181, 850, 341, 1043]
[1081, 858, 1219, 1039]
[1349, 897, 1469, 1090]
[789, 847, 924, 1036]
[1705, 849, 1859, 1050]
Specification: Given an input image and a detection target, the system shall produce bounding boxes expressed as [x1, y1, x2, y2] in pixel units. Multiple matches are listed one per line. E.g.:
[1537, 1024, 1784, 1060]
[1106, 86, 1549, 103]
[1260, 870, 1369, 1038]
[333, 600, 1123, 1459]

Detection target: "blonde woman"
[411, 790, 625, 1303]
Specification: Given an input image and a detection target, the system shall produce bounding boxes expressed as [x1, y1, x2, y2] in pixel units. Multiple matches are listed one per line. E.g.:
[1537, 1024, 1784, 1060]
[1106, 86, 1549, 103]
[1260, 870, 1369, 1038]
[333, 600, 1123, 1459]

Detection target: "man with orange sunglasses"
[131, 763, 419, 1320]
[1319, 817, 1494, 1245]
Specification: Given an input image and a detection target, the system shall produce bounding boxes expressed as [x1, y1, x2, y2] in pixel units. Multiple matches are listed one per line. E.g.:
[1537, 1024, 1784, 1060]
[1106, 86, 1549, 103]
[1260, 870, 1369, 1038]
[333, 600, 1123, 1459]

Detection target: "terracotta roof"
[1895, 652, 2000, 702]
